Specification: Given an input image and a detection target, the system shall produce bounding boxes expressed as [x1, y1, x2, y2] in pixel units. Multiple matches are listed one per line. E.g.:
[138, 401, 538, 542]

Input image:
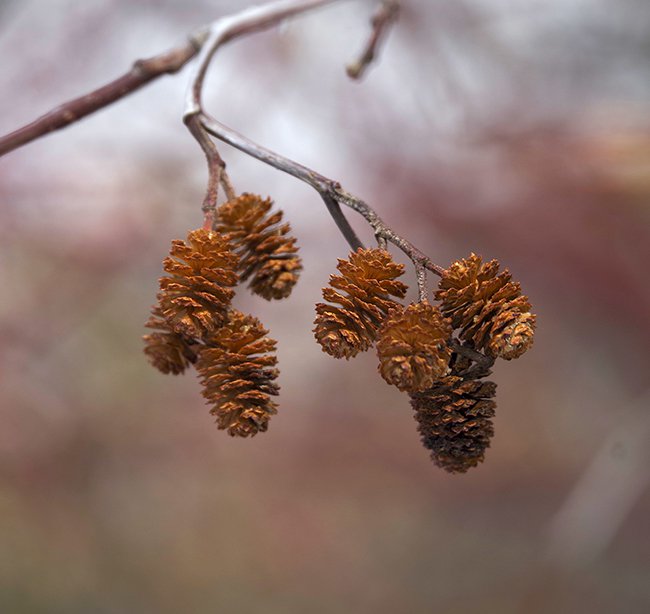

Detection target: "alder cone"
[435, 253, 536, 360]
[376, 302, 452, 392]
[142, 306, 197, 375]
[158, 229, 238, 340]
[196, 310, 279, 437]
[314, 248, 408, 359]
[411, 375, 496, 473]
[216, 193, 302, 300]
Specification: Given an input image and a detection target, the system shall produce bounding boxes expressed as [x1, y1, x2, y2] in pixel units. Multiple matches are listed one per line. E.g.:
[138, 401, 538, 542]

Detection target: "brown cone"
[157, 229, 239, 340]
[143, 306, 197, 375]
[314, 248, 408, 359]
[196, 310, 279, 437]
[435, 253, 536, 360]
[216, 193, 302, 300]
[376, 302, 452, 392]
[410, 374, 496, 473]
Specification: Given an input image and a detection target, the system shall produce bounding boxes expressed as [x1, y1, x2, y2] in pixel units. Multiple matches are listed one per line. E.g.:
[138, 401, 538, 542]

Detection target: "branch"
[346, 0, 399, 80]
[184, 114, 226, 229]
[0, 0, 343, 158]
[1, 1, 441, 279]
[185, 0, 342, 117]
[173, 0, 437, 272]
[0, 31, 208, 157]
[199, 111, 444, 276]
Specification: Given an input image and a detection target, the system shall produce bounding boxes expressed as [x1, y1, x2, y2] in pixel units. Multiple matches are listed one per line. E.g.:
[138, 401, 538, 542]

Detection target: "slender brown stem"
[416, 264, 427, 302]
[220, 171, 237, 202]
[450, 340, 495, 376]
[184, 114, 225, 229]
[321, 193, 365, 251]
[1, 0, 444, 285]
[182, 0, 349, 234]
[347, 0, 399, 80]
[199, 112, 445, 276]
[185, 0, 341, 117]
[0, 31, 208, 157]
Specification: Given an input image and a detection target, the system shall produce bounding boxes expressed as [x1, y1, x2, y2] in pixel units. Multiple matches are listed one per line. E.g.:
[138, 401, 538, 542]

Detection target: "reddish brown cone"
[314, 248, 408, 359]
[143, 306, 197, 375]
[376, 302, 452, 392]
[216, 193, 301, 300]
[196, 310, 279, 437]
[157, 229, 238, 340]
[410, 375, 496, 473]
[435, 253, 536, 360]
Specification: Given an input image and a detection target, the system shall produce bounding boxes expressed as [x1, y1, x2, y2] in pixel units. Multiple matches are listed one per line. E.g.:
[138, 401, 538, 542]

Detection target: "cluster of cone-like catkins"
[143, 193, 301, 437]
[314, 249, 536, 473]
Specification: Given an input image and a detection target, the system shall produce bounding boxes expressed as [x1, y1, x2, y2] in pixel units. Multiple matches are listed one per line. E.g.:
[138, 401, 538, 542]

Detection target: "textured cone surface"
[216, 193, 302, 300]
[314, 248, 408, 359]
[158, 229, 238, 339]
[435, 253, 536, 359]
[196, 310, 279, 437]
[143, 306, 197, 375]
[410, 375, 496, 473]
[377, 302, 452, 392]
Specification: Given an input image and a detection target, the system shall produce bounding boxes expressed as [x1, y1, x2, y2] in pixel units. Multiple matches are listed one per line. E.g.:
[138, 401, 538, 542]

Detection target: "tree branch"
[0, 31, 208, 157]
[1, 1, 445, 280]
[347, 0, 399, 80]
[184, 0, 342, 118]
[199, 111, 444, 276]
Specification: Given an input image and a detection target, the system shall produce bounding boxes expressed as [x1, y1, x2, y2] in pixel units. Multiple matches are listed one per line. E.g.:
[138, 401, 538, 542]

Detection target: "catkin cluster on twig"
[141, 191, 535, 472]
[314, 249, 535, 473]
[143, 193, 301, 437]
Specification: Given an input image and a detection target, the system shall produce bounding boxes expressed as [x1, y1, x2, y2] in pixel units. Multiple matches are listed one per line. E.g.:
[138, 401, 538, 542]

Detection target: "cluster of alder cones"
[313, 249, 536, 473]
[143, 193, 301, 437]
[143, 193, 536, 473]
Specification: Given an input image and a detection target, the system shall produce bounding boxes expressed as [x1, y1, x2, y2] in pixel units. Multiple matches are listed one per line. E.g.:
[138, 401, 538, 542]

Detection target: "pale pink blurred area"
[1, 0, 650, 612]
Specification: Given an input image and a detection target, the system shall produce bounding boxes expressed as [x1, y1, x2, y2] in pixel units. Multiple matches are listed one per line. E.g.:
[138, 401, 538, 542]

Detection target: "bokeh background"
[1, 0, 649, 612]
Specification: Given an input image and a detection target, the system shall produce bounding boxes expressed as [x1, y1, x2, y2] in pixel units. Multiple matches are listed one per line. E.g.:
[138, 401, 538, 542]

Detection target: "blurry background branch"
[346, 0, 399, 80]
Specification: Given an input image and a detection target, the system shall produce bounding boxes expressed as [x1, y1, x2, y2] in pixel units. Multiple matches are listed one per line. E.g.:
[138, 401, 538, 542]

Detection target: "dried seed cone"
[158, 229, 239, 339]
[196, 310, 279, 437]
[411, 376, 497, 473]
[435, 253, 536, 360]
[314, 248, 408, 359]
[376, 302, 452, 392]
[216, 193, 302, 300]
[143, 306, 197, 375]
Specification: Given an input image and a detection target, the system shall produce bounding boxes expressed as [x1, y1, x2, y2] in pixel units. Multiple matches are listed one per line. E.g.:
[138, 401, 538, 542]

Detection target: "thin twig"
[0, 31, 208, 157]
[0, 0, 447, 280]
[321, 193, 365, 251]
[184, 0, 341, 117]
[347, 0, 400, 80]
[182, 0, 346, 232]
[199, 111, 445, 276]
[450, 339, 495, 377]
[220, 171, 237, 202]
[416, 264, 427, 302]
[184, 114, 225, 229]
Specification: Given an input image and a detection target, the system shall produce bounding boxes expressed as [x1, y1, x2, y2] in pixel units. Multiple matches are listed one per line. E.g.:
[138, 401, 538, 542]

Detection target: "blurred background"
[1, 0, 649, 612]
